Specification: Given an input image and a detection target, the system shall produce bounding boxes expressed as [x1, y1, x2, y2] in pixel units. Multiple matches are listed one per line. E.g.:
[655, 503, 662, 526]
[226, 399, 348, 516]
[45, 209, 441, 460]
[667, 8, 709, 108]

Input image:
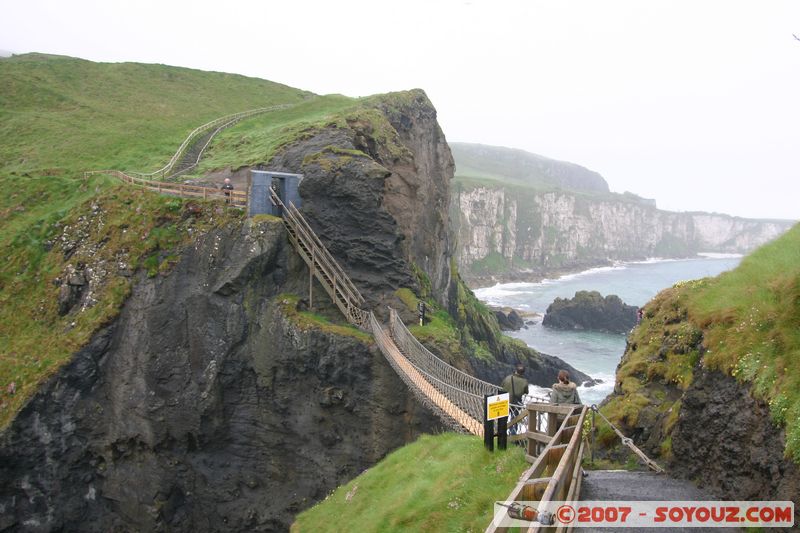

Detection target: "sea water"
[474, 254, 742, 406]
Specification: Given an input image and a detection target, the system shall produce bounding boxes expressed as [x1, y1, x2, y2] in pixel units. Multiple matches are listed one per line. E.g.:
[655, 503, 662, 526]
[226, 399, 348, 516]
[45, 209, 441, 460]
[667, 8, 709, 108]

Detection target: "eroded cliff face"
[0, 219, 439, 532]
[0, 91, 595, 532]
[670, 370, 800, 506]
[452, 186, 794, 283]
[598, 290, 800, 522]
[261, 91, 586, 386]
[267, 90, 454, 314]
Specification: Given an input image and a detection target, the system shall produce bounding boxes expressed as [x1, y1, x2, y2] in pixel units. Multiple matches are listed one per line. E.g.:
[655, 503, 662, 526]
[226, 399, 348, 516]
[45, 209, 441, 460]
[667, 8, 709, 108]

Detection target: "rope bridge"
[269, 192, 538, 435]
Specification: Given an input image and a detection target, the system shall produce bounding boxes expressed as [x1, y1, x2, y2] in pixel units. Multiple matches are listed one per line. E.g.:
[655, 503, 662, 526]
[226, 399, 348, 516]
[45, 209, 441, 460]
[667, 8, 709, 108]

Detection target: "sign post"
[484, 392, 510, 451]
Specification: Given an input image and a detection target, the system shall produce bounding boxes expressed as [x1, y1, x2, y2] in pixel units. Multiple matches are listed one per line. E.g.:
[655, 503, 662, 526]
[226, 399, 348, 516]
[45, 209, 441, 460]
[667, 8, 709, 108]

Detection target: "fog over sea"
[474, 254, 743, 406]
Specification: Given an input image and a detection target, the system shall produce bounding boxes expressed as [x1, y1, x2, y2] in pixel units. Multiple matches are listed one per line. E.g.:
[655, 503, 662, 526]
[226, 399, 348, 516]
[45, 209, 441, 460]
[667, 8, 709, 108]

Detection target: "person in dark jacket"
[550, 369, 581, 404]
[221, 178, 234, 203]
[501, 363, 529, 405]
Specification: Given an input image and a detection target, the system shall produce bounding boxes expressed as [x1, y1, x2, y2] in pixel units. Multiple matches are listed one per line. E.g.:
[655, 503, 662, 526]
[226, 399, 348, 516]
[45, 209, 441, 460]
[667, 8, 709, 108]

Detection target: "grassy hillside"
[292, 433, 526, 533]
[601, 222, 800, 461]
[0, 54, 368, 429]
[450, 142, 609, 193]
[0, 53, 310, 175]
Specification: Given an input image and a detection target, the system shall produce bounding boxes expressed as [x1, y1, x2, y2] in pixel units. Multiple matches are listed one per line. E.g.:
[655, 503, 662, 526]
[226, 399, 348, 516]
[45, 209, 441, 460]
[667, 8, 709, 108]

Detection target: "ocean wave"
[551, 265, 627, 282]
[697, 252, 744, 259]
[473, 284, 533, 300]
[525, 376, 615, 405]
[625, 257, 683, 265]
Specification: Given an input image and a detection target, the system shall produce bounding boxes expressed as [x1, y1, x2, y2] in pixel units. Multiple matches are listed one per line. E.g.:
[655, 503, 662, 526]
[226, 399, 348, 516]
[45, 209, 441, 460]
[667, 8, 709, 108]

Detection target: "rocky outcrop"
[267, 90, 454, 314]
[598, 287, 800, 525]
[1, 91, 595, 532]
[492, 307, 525, 331]
[670, 370, 800, 509]
[543, 291, 637, 334]
[451, 185, 795, 284]
[264, 91, 586, 386]
[0, 219, 441, 532]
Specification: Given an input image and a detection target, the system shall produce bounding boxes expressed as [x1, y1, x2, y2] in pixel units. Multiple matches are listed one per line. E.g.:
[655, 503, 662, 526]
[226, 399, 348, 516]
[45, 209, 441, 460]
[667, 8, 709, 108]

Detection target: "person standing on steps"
[502, 364, 529, 437]
[549, 369, 581, 404]
[501, 363, 529, 405]
[221, 178, 234, 203]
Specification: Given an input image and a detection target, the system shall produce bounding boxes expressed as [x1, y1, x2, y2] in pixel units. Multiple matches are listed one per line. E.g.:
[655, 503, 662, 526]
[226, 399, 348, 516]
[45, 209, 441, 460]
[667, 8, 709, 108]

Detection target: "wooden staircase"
[269, 190, 368, 329]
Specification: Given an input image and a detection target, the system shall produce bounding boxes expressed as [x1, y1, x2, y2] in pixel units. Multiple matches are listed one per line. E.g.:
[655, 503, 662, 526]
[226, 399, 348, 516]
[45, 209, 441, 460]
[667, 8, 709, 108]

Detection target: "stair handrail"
[283, 202, 364, 306]
[270, 189, 365, 307]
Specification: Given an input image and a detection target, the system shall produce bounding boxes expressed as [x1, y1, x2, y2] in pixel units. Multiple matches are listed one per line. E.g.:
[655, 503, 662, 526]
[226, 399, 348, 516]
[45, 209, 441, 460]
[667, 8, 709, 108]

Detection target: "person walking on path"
[501, 363, 529, 405]
[221, 178, 234, 203]
[549, 370, 581, 404]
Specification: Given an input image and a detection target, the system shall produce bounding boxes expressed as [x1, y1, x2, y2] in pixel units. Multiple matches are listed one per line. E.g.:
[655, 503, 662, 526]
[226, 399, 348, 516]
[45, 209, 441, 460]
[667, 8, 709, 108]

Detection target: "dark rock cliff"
[670, 370, 800, 514]
[597, 293, 800, 524]
[0, 219, 439, 532]
[263, 90, 585, 387]
[0, 90, 592, 532]
[543, 291, 638, 334]
[266, 90, 454, 314]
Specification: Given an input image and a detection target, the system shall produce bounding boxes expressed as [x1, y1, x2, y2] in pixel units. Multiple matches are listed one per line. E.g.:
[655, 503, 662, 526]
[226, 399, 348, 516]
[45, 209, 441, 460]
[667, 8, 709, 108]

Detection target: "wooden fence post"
[484, 394, 494, 452]
[498, 416, 507, 450]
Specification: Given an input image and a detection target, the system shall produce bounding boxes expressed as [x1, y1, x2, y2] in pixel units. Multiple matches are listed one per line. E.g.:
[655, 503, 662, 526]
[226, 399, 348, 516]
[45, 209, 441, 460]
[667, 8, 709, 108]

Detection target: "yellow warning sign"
[486, 393, 510, 421]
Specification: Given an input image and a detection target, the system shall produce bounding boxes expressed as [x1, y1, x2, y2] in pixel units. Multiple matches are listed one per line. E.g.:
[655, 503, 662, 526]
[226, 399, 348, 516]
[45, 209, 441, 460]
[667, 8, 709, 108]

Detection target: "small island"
[543, 290, 638, 334]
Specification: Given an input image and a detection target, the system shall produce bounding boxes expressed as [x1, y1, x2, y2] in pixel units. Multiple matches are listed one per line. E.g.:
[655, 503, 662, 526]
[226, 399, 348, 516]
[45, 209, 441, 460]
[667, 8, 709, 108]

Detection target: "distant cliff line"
[450, 183, 795, 286]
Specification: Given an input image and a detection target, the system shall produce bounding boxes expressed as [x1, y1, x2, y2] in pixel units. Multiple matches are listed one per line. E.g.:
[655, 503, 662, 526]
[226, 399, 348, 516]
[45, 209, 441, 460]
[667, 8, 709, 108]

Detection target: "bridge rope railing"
[389, 308, 551, 424]
[271, 194, 550, 436]
[369, 312, 483, 435]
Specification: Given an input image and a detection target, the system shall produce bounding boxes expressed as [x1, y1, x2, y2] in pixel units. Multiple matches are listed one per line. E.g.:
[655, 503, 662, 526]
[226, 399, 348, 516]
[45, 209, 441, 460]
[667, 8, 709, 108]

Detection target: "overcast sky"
[2, 0, 799, 220]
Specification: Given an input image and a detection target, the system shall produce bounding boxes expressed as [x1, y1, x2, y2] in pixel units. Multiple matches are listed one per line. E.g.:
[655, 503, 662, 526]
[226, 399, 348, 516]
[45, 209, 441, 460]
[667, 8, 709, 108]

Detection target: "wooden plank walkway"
[374, 325, 483, 436]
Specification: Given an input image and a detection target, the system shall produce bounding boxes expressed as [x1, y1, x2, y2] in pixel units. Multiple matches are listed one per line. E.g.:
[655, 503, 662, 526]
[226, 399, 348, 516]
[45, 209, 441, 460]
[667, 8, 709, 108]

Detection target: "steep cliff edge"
[0, 218, 440, 532]
[262, 90, 587, 386]
[451, 175, 794, 285]
[1, 87, 590, 531]
[596, 224, 800, 516]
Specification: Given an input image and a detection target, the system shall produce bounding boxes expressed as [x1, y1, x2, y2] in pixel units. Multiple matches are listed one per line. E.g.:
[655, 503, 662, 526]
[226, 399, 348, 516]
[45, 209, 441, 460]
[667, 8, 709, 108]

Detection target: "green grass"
[0, 53, 367, 429]
[276, 294, 372, 343]
[469, 251, 511, 275]
[292, 433, 527, 533]
[602, 223, 800, 462]
[0, 53, 310, 177]
[0, 178, 245, 428]
[687, 223, 800, 460]
[194, 95, 359, 174]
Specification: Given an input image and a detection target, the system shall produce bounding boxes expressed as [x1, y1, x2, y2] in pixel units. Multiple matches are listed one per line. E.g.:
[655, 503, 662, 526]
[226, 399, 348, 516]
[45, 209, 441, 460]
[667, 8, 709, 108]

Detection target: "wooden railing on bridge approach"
[84, 169, 248, 207]
[487, 403, 589, 533]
